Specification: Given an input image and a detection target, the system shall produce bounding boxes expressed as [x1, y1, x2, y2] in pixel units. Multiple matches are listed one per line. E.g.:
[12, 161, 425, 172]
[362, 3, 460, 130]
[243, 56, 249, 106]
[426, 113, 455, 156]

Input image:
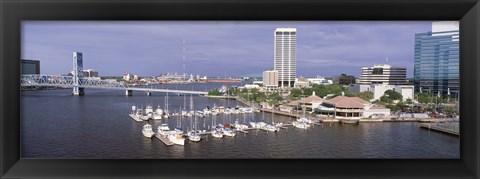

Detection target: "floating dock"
[155, 133, 174, 146]
[419, 123, 459, 136]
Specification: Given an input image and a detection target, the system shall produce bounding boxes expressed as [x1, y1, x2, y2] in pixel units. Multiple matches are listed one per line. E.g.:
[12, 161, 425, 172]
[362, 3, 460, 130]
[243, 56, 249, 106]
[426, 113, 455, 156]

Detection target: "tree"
[208, 89, 222, 96]
[405, 98, 413, 104]
[417, 92, 431, 104]
[358, 91, 373, 101]
[380, 95, 392, 103]
[384, 90, 403, 101]
[290, 88, 303, 98]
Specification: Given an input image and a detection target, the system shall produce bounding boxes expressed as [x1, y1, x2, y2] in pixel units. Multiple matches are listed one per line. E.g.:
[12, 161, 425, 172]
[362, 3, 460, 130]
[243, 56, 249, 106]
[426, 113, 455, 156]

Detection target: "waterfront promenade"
[204, 95, 460, 136]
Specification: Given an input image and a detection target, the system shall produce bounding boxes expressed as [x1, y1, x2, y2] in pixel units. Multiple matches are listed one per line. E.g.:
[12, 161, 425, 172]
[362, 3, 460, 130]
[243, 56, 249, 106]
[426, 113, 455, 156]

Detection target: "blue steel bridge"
[20, 74, 209, 96]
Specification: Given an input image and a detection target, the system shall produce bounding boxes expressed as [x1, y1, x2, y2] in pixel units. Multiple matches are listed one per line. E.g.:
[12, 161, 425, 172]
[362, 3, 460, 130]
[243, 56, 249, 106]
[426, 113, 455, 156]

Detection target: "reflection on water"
[21, 84, 459, 159]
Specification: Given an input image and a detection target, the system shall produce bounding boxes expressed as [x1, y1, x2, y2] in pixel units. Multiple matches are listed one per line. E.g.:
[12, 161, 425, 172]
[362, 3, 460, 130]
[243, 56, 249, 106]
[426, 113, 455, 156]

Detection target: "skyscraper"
[274, 28, 296, 88]
[414, 21, 459, 96]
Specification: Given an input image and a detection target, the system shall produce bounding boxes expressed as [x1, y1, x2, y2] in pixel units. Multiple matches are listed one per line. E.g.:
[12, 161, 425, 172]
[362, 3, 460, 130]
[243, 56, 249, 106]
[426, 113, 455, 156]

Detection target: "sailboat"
[164, 91, 170, 119]
[293, 100, 311, 129]
[188, 101, 202, 142]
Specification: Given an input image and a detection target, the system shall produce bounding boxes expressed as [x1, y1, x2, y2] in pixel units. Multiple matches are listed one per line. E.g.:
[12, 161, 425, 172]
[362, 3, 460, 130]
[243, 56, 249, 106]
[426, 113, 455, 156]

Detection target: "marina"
[21, 87, 460, 159]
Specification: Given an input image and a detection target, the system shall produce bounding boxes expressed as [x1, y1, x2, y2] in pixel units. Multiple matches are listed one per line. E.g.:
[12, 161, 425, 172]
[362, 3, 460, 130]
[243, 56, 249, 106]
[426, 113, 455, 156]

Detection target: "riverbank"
[203, 95, 460, 125]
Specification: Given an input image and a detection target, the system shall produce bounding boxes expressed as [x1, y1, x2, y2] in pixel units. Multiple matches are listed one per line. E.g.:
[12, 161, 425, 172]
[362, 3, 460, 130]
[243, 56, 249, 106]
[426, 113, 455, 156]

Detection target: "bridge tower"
[72, 52, 85, 96]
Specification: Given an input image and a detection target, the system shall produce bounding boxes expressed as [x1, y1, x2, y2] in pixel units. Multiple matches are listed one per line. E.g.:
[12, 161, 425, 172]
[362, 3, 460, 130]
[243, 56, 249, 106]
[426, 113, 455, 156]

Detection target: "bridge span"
[21, 74, 208, 96]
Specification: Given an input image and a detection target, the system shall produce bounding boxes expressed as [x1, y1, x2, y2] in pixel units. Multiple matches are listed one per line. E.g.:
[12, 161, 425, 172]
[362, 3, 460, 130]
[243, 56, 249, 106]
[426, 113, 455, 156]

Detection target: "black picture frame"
[1, 0, 479, 178]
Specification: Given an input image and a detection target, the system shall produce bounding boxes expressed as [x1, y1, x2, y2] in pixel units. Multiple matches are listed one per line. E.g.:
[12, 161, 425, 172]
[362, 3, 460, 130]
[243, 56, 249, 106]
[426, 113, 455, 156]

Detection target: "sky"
[22, 21, 433, 78]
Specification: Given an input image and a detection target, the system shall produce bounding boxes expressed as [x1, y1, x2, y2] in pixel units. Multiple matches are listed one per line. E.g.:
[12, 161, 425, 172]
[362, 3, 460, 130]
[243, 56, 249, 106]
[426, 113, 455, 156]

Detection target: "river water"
[21, 83, 459, 159]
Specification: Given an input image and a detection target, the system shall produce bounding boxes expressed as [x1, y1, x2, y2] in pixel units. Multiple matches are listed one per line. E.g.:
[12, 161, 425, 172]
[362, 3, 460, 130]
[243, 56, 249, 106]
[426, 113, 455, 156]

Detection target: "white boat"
[211, 111, 218, 116]
[144, 105, 154, 120]
[188, 130, 201, 142]
[223, 127, 236, 137]
[233, 121, 249, 130]
[264, 124, 279, 132]
[157, 125, 172, 136]
[181, 110, 188, 116]
[249, 122, 258, 128]
[168, 133, 185, 145]
[297, 117, 313, 124]
[145, 105, 154, 114]
[224, 108, 232, 115]
[135, 108, 149, 121]
[211, 126, 224, 138]
[292, 121, 310, 129]
[173, 127, 184, 135]
[153, 105, 163, 120]
[142, 123, 155, 138]
[274, 122, 284, 128]
[243, 107, 253, 113]
[196, 111, 205, 118]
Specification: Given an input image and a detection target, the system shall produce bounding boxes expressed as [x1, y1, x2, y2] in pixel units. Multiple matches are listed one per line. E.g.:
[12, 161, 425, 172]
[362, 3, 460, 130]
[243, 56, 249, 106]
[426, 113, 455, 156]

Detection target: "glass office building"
[414, 22, 459, 96]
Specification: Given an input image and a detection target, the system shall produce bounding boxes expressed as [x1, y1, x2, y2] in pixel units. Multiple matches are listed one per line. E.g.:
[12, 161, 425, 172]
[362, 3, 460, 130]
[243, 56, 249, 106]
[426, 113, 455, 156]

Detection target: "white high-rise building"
[274, 28, 296, 88]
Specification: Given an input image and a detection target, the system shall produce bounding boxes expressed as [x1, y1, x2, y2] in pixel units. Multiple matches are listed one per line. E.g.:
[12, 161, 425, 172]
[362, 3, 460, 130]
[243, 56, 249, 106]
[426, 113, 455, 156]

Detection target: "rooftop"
[275, 28, 297, 32]
[288, 92, 323, 106]
[323, 96, 369, 108]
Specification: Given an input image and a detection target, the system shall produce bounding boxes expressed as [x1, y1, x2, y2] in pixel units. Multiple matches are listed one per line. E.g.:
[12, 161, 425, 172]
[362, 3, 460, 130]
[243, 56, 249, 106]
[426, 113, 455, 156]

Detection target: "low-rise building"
[315, 95, 391, 119]
[307, 76, 333, 85]
[244, 84, 260, 89]
[287, 91, 324, 112]
[349, 84, 414, 101]
[319, 96, 369, 120]
[294, 77, 310, 88]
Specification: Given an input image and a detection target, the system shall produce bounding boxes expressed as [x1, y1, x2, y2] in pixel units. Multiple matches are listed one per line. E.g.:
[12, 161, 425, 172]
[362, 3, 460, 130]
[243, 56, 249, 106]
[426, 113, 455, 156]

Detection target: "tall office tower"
[358, 64, 407, 85]
[414, 21, 459, 96]
[72, 52, 84, 96]
[274, 28, 296, 88]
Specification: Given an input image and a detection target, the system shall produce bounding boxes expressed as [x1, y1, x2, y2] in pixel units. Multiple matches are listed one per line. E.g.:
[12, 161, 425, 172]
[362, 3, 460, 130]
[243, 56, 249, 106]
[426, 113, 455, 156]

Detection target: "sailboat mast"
[183, 39, 186, 79]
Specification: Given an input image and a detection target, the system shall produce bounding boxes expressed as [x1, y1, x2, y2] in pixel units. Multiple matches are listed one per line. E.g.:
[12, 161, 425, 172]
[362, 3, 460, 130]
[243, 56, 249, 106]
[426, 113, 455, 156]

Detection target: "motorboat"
[211, 126, 224, 138]
[188, 130, 201, 142]
[168, 133, 185, 145]
[249, 122, 258, 128]
[224, 108, 232, 115]
[297, 117, 313, 124]
[223, 127, 236, 137]
[157, 124, 172, 136]
[142, 123, 155, 138]
[196, 111, 205, 118]
[233, 121, 249, 130]
[243, 107, 253, 113]
[173, 127, 184, 135]
[153, 105, 163, 120]
[264, 124, 279, 132]
[292, 121, 310, 129]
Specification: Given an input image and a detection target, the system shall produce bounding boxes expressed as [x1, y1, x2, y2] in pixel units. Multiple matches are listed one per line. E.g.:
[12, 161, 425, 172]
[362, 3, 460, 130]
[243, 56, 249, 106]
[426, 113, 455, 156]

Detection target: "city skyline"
[22, 21, 432, 78]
